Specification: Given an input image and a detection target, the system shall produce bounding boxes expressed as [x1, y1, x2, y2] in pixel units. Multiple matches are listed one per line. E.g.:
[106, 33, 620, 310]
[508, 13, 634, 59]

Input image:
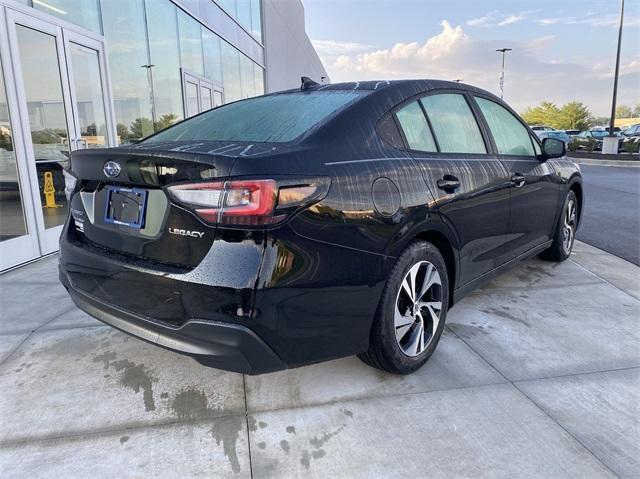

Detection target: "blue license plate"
[104, 186, 148, 229]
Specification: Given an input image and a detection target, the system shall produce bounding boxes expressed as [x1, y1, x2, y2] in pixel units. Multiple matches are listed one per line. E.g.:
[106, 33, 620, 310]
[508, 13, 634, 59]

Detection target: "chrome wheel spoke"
[394, 260, 443, 357]
[405, 321, 424, 356]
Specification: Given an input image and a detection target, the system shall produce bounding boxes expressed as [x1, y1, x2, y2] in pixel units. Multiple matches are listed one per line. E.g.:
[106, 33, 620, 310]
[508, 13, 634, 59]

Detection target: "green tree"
[521, 102, 562, 128]
[558, 102, 592, 130]
[633, 104, 640, 117]
[616, 105, 633, 118]
[153, 113, 179, 132]
[129, 117, 154, 139]
[116, 123, 130, 142]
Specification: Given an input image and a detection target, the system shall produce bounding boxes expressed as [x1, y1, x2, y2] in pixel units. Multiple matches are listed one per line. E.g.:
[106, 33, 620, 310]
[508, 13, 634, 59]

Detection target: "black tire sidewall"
[376, 241, 449, 373]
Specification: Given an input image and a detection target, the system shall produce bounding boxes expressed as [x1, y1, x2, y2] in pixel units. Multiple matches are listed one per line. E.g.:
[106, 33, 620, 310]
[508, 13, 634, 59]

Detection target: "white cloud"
[467, 10, 529, 28]
[311, 39, 373, 56]
[321, 21, 640, 115]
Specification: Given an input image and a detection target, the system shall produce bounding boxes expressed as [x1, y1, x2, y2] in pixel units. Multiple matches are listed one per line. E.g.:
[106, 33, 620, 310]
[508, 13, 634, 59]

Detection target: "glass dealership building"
[0, 0, 326, 270]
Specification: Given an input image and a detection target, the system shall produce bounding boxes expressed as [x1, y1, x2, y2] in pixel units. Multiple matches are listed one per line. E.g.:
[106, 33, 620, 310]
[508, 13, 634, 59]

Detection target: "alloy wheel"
[563, 198, 577, 254]
[394, 261, 442, 357]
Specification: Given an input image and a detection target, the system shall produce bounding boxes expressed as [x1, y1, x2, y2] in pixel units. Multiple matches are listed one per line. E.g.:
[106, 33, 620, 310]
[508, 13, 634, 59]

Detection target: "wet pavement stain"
[280, 440, 290, 454]
[300, 450, 311, 469]
[119, 435, 130, 445]
[248, 416, 258, 432]
[309, 424, 346, 449]
[210, 414, 244, 474]
[258, 441, 266, 449]
[481, 306, 531, 328]
[286, 425, 296, 434]
[258, 421, 268, 429]
[340, 409, 353, 418]
[92, 352, 158, 412]
[171, 388, 210, 421]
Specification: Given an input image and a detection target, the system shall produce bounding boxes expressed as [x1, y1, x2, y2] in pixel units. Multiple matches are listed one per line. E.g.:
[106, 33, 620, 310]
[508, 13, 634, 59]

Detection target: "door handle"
[511, 173, 526, 187]
[437, 175, 460, 192]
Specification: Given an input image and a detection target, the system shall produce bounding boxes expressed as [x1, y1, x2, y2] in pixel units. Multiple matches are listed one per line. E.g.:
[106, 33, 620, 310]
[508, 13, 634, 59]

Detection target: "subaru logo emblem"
[103, 161, 121, 178]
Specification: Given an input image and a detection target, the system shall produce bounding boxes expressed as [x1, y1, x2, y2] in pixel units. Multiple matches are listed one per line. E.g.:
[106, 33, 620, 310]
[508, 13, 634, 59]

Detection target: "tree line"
[520, 102, 640, 131]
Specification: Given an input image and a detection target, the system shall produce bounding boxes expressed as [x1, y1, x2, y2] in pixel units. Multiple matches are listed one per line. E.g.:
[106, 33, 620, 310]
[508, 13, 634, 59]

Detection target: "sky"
[303, 0, 640, 116]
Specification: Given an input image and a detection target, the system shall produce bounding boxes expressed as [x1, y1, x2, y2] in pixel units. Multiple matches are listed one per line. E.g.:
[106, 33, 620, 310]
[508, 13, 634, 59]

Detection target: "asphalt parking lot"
[0, 240, 638, 478]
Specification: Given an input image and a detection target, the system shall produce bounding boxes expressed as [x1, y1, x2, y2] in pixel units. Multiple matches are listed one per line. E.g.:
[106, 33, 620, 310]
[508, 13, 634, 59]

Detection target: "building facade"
[0, 0, 326, 270]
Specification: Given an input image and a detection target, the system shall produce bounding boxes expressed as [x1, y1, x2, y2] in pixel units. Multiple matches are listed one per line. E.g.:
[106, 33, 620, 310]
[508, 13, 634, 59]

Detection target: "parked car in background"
[538, 130, 572, 146]
[531, 125, 556, 132]
[573, 130, 608, 151]
[59, 79, 582, 375]
[565, 129, 581, 138]
[620, 124, 640, 153]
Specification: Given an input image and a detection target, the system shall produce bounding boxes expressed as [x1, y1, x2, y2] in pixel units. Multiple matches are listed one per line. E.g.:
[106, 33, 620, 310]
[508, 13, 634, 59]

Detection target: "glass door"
[4, 8, 114, 260]
[182, 70, 223, 118]
[0, 7, 40, 269]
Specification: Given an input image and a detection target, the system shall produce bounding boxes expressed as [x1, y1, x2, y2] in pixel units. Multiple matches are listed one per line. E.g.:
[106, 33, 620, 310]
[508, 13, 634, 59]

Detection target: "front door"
[472, 95, 560, 260]
[0, 6, 115, 269]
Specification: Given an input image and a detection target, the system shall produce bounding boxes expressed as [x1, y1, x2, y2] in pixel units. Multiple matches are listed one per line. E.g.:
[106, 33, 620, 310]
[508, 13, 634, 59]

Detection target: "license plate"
[104, 186, 148, 229]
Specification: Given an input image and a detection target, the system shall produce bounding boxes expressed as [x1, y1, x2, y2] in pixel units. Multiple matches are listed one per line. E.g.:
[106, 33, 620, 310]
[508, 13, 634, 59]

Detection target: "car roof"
[276, 79, 501, 102]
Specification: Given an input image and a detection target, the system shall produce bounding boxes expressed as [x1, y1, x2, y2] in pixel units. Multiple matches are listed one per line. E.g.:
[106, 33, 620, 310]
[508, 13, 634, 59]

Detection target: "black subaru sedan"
[59, 79, 582, 375]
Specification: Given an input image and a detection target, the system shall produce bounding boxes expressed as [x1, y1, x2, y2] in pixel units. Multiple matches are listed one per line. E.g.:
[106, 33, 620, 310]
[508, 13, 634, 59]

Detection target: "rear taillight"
[167, 178, 330, 227]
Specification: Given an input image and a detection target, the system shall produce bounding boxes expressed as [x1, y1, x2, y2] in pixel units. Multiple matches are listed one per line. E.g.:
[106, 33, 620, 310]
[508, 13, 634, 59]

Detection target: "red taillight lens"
[167, 178, 329, 227]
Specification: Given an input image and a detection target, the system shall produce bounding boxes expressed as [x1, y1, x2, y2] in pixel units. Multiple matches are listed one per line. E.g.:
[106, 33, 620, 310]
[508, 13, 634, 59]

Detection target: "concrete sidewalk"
[0, 241, 638, 478]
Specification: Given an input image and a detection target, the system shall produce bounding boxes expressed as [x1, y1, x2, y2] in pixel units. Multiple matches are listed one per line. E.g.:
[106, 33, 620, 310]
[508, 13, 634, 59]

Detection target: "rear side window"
[395, 101, 437, 152]
[475, 97, 535, 156]
[142, 91, 365, 144]
[420, 94, 486, 154]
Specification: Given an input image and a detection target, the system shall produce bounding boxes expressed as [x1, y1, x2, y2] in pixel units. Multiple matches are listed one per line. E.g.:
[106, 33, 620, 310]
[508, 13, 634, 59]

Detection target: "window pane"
[250, 0, 262, 41]
[240, 55, 255, 99]
[420, 94, 486, 154]
[33, 0, 101, 33]
[237, 0, 251, 31]
[144, 91, 366, 143]
[15, 25, 70, 229]
[0, 54, 28, 240]
[102, 0, 154, 143]
[201, 86, 213, 111]
[146, 0, 183, 130]
[254, 63, 264, 96]
[185, 82, 199, 118]
[178, 11, 204, 76]
[395, 101, 437, 152]
[218, 0, 237, 19]
[221, 41, 241, 102]
[202, 28, 223, 85]
[69, 43, 109, 148]
[476, 97, 534, 156]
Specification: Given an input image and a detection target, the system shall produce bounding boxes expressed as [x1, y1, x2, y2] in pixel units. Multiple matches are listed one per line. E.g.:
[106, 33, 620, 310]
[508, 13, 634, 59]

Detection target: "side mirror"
[541, 137, 565, 159]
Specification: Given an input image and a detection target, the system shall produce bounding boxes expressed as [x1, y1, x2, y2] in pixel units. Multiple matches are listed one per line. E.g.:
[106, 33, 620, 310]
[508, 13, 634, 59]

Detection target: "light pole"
[496, 48, 512, 99]
[604, 0, 625, 154]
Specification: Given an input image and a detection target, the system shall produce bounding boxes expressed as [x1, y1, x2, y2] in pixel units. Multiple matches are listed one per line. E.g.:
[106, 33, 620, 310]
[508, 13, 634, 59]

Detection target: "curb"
[568, 157, 640, 168]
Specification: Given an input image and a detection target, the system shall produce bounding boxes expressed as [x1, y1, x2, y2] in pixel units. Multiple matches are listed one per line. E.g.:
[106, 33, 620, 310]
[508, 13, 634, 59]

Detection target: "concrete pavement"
[0, 241, 638, 478]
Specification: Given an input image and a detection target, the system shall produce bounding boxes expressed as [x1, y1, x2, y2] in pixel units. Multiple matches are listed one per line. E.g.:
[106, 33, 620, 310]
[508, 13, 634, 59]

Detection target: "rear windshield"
[142, 91, 365, 144]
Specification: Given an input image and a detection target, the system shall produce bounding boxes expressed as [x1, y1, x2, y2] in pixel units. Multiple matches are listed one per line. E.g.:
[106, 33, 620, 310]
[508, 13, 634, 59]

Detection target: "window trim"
[386, 88, 494, 158]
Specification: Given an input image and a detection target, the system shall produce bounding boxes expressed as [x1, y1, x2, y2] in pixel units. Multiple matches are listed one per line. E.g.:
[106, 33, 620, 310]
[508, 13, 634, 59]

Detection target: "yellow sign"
[43, 171, 61, 208]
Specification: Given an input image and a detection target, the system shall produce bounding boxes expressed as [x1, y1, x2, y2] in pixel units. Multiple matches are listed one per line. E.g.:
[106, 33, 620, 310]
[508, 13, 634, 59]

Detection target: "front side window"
[420, 94, 486, 154]
[475, 97, 535, 156]
[143, 91, 365, 143]
[395, 101, 437, 152]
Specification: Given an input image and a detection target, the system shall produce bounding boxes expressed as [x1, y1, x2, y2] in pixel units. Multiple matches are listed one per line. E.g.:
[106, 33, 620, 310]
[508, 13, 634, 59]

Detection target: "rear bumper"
[60, 268, 286, 374]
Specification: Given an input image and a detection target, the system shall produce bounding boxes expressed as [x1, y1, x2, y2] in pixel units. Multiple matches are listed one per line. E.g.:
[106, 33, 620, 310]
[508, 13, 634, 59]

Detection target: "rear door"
[472, 96, 560, 260]
[396, 91, 511, 287]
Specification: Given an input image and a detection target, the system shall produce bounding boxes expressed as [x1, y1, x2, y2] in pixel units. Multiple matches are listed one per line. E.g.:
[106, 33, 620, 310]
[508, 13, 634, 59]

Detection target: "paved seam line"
[0, 333, 32, 370]
[446, 325, 625, 478]
[243, 374, 254, 479]
[512, 382, 623, 479]
[569, 258, 640, 301]
[0, 411, 247, 448]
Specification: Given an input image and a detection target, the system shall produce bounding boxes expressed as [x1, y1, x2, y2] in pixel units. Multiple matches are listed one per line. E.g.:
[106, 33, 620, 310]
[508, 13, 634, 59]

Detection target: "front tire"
[539, 190, 578, 262]
[359, 241, 449, 374]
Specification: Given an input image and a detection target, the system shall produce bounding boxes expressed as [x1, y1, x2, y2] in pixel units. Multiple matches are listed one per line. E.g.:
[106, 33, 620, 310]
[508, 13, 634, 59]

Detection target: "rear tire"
[358, 241, 449, 374]
[539, 190, 578, 262]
